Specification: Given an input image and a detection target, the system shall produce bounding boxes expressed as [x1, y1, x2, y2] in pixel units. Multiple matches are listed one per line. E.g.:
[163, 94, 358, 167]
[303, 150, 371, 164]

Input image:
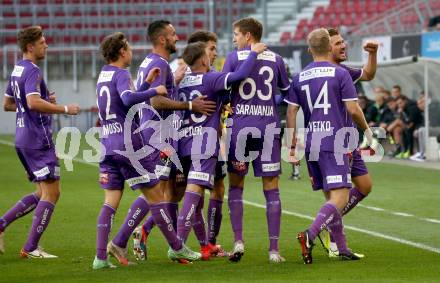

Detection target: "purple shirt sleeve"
[222, 51, 236, 73]
[276, 55, 291, 94]
[340, 64, 362, 83]
[284, 78, 299, 106]
[117, 70, 156, 106]
[225, 51, 258, 88]
[24, 68, 41, 96]
[4, 77, 13, 97]
[150, 61, 169, 88]
[339, 69, 358, 101]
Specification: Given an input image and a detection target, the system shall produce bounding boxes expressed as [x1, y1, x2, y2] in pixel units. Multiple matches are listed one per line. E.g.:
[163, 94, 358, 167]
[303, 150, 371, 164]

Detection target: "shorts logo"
[126, 175, 150, 186]
[188, 171, 210, 182]
[326, 175, 343, 184]
[232, 161, 247, 172]
[128, 220, 135, 227]
[347, 174, 352, 183]
[33, 167, 50, 178]
[100, 173, 109, 185]
[262, 163, 280, 172]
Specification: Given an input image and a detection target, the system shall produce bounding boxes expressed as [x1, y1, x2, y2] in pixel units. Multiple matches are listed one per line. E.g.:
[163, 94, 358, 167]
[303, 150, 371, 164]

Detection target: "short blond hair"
[307, 28, 331, 56]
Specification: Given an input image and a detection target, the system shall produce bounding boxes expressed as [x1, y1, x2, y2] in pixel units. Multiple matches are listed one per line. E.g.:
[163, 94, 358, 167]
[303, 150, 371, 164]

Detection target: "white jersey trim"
[280, 85, 291, 91]
[283, 99, 300, 106]
[4, 93, 13, 97]
[342, 98, 358, 101]
[224, 72, 231, 90]
[120, 90, 131, 97]
[26, 91, 41, 97]
[353, 68, 363, 84]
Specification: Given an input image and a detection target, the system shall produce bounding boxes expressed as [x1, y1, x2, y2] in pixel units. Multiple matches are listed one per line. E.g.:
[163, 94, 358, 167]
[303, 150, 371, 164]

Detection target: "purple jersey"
[285, 61, 358, 153]
[136, 53, 179, 147]
[222, 47, 290, 130]
[96, 65, 144, 155]
[178, 71, 230, 157]
[5, 59, 53, 149]
[340, 64, 363, 84]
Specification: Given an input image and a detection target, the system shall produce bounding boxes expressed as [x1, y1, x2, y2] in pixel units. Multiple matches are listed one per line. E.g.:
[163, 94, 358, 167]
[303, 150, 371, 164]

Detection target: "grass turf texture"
[0, 136, 439, 282]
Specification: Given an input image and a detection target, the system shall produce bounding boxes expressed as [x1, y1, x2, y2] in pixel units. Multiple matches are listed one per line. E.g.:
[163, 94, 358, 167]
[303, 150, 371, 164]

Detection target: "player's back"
[223, 47, 290, 130]
[178, 71, 227, 157]
[96, 65, 142, 154]
[7, 59, 53, 149]
[290, 61, 358, 153]
[136, 53, 177, 145]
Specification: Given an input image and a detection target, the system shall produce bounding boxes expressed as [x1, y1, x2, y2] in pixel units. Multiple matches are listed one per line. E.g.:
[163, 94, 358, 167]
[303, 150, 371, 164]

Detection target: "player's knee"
[210, 189, 224, 201]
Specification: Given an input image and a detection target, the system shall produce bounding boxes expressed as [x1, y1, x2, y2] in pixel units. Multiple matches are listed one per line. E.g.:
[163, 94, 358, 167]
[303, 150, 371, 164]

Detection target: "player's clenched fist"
[66, 103, 80, 115]
[154, 85, 168, 96]
[363, 41, 378, 53]
[146, 67, 161, 84]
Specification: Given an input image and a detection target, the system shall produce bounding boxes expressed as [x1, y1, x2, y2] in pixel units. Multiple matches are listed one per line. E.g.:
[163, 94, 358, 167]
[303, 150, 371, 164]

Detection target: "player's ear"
[307, 47, 311, 54]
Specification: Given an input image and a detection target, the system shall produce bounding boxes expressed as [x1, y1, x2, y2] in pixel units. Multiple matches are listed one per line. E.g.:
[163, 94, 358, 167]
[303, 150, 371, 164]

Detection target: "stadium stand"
[274, 0, 440, 44]
[0, 0, 256, 46]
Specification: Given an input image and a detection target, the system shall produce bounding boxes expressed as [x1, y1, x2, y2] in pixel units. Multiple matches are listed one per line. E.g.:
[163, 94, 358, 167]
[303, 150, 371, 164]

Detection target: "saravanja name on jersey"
[235, 104, 274, 116]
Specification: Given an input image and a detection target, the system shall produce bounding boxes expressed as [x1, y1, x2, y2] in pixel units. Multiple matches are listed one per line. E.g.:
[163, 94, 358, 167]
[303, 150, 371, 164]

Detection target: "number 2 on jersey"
[98, 85, 117, 120]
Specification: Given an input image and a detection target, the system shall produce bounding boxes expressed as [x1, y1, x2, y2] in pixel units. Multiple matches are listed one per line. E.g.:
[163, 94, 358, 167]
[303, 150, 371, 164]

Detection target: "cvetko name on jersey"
[306, 120, 332, 133]
[235, 104, 274, 116]
[102, 122, 123, 136]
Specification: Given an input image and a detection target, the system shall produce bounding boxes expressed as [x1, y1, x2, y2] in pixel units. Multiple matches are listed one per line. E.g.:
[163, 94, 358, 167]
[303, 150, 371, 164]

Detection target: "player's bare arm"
[26, 94, 80, 115]
[150, 94, 216, 115]
[361, 41, 378, 81]
[3, 96, 16, 112]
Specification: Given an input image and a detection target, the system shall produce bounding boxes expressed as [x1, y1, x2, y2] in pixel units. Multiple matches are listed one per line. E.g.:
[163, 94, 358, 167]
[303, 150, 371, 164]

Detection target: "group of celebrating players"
[0, 16, 379, 269]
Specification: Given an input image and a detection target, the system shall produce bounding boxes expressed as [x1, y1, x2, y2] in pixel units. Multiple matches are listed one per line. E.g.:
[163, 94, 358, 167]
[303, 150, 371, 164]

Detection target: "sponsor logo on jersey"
[237, 50, 276, 62]
[12, 65, 25, 77]
[140, 58, 153, 68]
[299, 67, 335, 82]
[179, 74, 203, 88]
[97, 71, 115, 83]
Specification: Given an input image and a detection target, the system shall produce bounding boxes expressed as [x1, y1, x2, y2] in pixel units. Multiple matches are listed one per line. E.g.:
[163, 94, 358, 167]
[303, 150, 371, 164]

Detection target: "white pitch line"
[392, 212, 414, 217]
[422, 218, 440, 224]
[1, 139, 440, 254]
[359, 204, 386, 212]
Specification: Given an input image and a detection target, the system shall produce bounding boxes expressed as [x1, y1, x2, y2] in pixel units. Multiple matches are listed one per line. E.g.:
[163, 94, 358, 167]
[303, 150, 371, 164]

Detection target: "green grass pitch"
[0, 137, 439, 282]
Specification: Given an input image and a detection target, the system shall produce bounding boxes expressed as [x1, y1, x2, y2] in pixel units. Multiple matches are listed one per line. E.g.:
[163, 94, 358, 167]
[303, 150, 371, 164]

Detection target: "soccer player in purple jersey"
[0, 26, 80, 258]
[135, 30, 231, 261]
[93, 32, 201, 269]
[176, 41, 267, 260]
[222, 18, 291, 263]
[109, 20, 216, 264]
[316, 28, 379, 258]
[285, 28, 374, 264]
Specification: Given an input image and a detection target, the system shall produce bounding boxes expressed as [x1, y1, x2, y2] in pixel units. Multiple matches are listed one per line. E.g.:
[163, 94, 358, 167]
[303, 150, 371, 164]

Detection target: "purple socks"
[207, 199, 223, 245]
[0, 193, 40, 232]
[342, 187, 366, 216]
[177, 191, 201, 243]
[228, 186, 243, 242]
[23, 200, 55, 253]
[96, 203, 116, 260]
[112, 196, 149, 248]
[264, 188, 281, 252]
